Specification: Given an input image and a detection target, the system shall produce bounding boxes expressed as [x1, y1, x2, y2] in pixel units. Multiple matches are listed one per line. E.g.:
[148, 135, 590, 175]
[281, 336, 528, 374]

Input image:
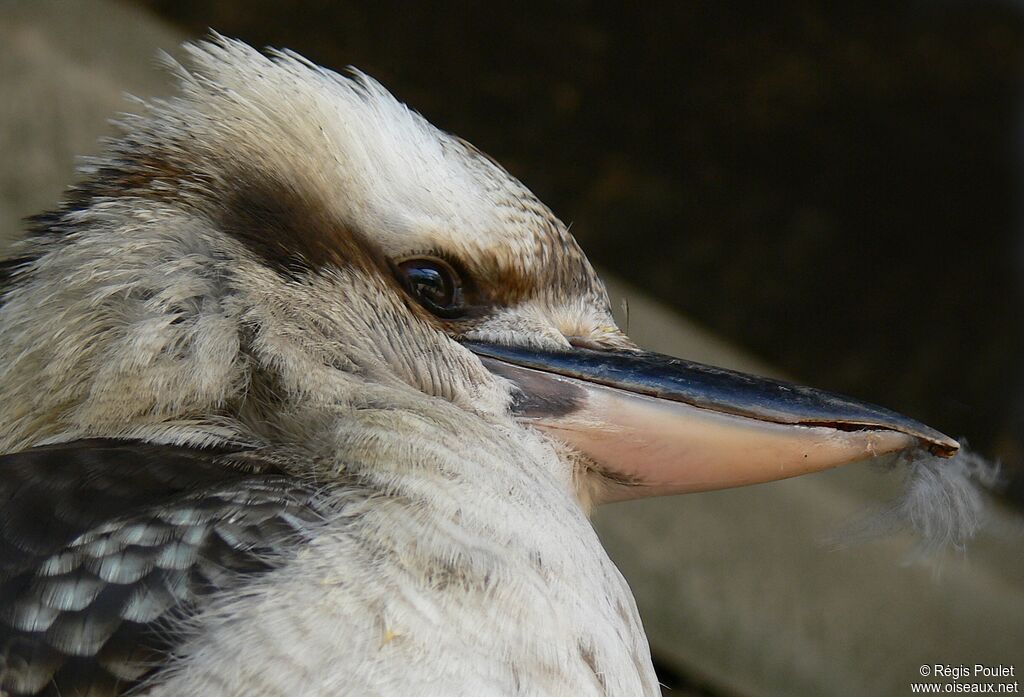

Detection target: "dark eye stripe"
[396, 257, 465, 318]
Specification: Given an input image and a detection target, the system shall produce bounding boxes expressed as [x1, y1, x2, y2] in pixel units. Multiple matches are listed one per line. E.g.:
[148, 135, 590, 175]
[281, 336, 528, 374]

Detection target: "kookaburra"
[0, 38, 957, 697]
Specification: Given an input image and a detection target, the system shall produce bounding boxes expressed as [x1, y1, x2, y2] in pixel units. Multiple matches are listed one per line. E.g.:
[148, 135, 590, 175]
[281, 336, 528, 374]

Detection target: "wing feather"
[0, 440, 325, 697]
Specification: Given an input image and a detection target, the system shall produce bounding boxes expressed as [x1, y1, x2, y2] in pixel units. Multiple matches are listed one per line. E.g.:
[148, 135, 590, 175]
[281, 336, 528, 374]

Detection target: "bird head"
[0, 38, 957, 508]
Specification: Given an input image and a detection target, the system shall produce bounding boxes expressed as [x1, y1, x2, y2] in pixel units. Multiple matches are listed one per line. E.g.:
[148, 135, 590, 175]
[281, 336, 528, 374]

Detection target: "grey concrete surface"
[0, 0, 181, 247]
[1, 3, 1021, 695]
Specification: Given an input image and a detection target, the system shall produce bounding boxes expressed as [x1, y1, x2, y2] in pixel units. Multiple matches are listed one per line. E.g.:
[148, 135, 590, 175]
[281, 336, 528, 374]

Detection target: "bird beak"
[465, 341, 959, 502]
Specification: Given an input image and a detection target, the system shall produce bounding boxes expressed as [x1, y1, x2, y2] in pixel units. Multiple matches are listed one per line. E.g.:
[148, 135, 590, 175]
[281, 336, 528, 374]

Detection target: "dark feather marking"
[0, 257, 32, 289]
[216, 174, 356, 279]
[579, 640, 607, 693]
[0, 440, 327, 697]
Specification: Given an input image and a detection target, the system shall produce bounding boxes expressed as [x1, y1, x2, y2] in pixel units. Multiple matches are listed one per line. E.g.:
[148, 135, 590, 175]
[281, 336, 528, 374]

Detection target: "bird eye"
[396, 257, 464, 317]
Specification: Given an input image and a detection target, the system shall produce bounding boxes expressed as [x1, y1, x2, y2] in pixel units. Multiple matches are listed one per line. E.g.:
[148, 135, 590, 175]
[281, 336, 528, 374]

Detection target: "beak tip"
[927, 435, 961, 458]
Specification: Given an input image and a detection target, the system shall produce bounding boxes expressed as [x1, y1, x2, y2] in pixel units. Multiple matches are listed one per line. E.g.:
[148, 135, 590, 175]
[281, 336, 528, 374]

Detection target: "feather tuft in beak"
[830, 443, 1002, 559]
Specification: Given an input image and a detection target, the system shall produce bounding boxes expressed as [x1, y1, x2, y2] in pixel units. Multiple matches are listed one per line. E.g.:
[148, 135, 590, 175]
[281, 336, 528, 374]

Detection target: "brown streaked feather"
[216, 174, 366, 279]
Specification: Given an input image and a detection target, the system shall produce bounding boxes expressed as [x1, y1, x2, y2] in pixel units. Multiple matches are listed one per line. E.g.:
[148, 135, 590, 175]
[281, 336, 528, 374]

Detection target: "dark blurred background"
[137, 0, 1024, 506]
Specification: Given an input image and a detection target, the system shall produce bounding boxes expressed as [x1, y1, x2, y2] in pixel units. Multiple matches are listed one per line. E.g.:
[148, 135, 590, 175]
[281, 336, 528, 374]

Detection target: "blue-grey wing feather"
[0, 440, 325, 697]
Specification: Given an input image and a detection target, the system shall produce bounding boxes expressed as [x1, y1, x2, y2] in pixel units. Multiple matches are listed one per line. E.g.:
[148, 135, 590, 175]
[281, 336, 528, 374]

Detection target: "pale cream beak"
[467, 342, 958, 503]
